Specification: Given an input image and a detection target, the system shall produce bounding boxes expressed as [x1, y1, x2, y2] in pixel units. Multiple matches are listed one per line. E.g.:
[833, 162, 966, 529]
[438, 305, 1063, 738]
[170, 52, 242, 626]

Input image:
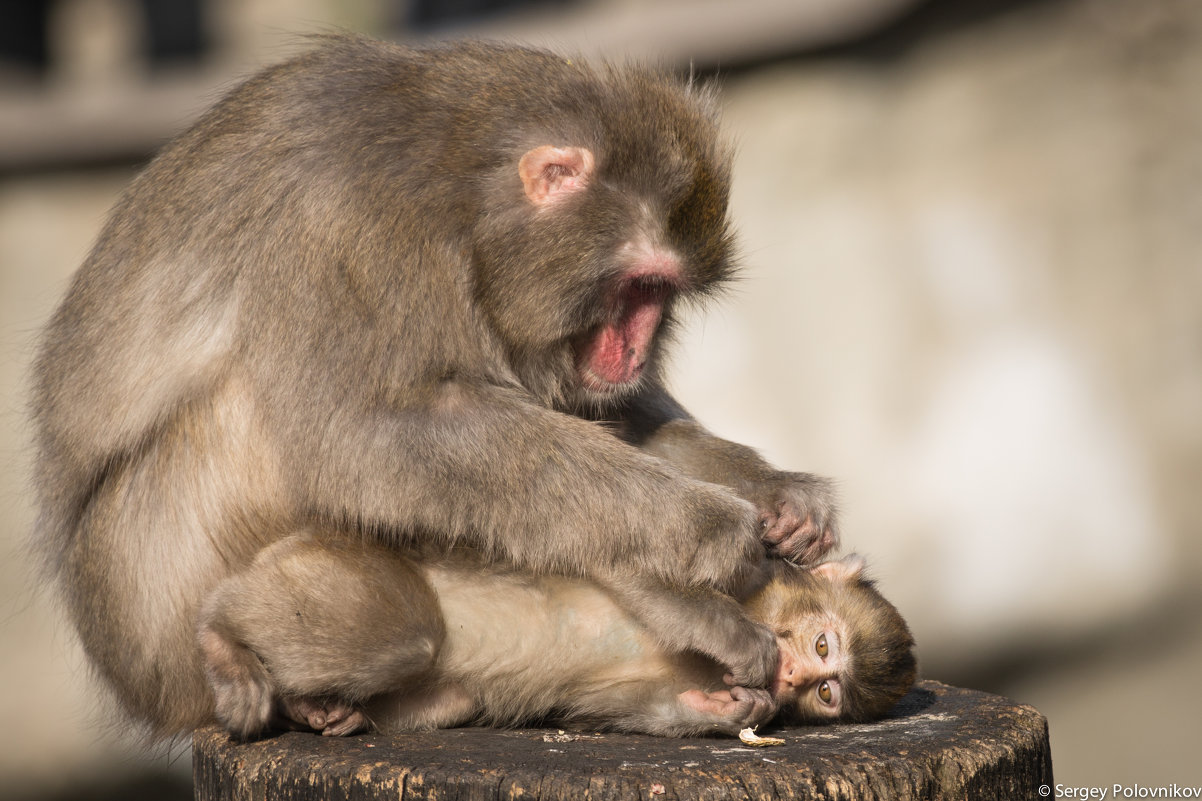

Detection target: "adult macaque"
[202, 540, 915, 738]
[31, 36, 838, 738]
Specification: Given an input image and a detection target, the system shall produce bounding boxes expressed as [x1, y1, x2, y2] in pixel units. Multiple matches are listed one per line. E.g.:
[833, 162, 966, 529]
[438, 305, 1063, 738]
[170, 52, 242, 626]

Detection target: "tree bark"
[193, 680, 1052, 800]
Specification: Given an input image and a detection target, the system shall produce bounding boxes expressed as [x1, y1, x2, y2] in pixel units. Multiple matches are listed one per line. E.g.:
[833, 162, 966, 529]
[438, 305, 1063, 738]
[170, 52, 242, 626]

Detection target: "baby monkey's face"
[770, 613, 851, 721]
[743, 554, 916, 725]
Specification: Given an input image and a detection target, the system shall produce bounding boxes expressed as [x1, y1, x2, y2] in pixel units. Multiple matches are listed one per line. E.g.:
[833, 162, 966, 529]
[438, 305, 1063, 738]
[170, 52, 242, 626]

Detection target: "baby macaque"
[201, 539, 916, 738]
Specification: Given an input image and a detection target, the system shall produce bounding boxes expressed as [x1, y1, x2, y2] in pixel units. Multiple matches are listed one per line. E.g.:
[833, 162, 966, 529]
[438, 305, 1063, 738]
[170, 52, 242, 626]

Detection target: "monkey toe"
[322, 708, 370, 737]
[277, 696, 316, 730]
[278, 696, 335, 731]
[278, 696, 369, 736]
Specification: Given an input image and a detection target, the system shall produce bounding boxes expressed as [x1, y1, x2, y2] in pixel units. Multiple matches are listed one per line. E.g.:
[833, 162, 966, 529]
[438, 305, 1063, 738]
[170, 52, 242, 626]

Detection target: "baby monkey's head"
[743, 554, 917, 724]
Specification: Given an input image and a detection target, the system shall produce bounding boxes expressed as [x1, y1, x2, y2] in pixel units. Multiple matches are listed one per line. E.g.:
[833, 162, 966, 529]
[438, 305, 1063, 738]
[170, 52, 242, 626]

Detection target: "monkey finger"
[760, 506, 803, 546]
[777, 519, 839, 565]
[728, 685, 779, 727]
[729, 685, 774, 707]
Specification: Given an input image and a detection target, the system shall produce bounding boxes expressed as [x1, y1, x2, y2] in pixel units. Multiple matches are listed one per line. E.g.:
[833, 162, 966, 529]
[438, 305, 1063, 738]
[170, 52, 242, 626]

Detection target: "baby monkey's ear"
[810, 553, 866, 583]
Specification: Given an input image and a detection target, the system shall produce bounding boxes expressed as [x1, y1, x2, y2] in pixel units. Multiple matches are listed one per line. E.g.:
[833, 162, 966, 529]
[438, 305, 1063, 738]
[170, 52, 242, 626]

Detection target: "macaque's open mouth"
[575, 274, 676, 391]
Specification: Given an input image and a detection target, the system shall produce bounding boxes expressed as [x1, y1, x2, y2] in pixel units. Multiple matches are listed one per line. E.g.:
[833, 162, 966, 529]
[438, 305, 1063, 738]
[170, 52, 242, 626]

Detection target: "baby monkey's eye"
[815, 632, 828, 658]
[818, 680, 832, 704]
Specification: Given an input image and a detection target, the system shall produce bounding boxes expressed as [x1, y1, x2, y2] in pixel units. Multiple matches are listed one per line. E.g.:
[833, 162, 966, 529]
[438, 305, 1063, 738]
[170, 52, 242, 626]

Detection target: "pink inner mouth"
[576, 275, 674, 390]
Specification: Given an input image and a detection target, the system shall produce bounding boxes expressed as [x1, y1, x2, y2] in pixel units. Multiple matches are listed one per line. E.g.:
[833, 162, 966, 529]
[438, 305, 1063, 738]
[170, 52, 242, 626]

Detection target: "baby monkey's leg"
[198, 533, 445, 738]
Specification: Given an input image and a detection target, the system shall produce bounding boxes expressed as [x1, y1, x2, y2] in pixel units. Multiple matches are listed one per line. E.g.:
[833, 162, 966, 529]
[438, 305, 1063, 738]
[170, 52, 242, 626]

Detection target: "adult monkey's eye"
[815, 632, 828, 658]
[818, 680, 832, 704]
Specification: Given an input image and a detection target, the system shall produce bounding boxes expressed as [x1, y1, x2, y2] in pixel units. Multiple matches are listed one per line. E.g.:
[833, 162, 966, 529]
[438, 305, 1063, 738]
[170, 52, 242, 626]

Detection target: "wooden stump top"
[193, 680, 1051, 800]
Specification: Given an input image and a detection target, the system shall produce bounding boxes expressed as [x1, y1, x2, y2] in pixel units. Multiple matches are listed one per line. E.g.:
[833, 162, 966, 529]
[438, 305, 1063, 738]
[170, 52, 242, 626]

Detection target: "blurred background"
[1, 0, 1199, 797]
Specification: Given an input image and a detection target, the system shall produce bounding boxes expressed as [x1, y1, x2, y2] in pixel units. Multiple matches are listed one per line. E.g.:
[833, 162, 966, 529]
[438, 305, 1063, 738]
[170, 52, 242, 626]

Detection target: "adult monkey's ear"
[518, 146, 595, 207]
[810, 553, 867, 583]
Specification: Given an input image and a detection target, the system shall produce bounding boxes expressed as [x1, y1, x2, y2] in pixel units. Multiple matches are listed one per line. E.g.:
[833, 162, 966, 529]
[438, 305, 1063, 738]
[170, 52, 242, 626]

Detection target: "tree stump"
[193, 680, 1051, 800]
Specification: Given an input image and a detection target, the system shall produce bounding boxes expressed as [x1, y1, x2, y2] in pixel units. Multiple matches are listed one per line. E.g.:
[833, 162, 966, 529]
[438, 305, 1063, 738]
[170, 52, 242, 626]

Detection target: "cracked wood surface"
[193, 680, 1052, 800]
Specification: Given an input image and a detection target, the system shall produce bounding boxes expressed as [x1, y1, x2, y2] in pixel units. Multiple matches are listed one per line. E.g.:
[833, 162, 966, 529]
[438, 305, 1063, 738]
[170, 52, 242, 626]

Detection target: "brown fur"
[742, 559, 917, 723]
[31, 36, 839, 738]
